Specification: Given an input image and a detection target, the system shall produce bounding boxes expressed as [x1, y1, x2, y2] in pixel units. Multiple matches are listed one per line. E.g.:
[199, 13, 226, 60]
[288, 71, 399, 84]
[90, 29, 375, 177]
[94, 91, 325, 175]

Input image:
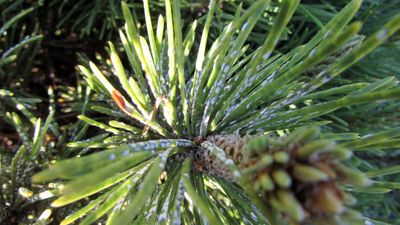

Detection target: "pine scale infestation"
[30, 0, 400, 225]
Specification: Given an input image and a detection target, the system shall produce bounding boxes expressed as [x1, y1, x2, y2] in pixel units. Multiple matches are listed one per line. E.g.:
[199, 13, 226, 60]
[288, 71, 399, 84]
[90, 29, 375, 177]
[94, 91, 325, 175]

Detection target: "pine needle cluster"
[1, 0, 400, 225]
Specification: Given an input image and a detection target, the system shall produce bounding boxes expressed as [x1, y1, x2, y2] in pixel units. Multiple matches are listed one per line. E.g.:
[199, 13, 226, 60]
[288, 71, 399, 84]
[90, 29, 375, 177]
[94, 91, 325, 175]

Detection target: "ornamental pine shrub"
[1, 0, 400, 225]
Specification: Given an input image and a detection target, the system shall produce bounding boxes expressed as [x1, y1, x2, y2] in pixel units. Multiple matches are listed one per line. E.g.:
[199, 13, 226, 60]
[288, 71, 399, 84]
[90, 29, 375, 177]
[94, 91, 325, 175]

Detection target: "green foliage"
[1, 0, 400, 225]
[0, 1, 43, 85]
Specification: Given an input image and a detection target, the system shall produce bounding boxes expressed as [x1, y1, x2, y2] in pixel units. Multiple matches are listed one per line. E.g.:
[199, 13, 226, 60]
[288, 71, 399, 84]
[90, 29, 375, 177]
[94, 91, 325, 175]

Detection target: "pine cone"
[194, 134, 249, 180]
[196, 127, 370, 224]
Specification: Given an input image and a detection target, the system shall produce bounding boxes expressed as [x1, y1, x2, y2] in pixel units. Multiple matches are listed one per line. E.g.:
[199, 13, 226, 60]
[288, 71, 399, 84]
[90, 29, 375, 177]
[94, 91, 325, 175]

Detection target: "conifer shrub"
[1, 0, 400, 224]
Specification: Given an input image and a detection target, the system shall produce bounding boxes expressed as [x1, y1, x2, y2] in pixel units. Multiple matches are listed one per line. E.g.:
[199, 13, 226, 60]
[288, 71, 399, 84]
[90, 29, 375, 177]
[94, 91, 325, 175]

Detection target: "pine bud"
[198, 127, 368, 224]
